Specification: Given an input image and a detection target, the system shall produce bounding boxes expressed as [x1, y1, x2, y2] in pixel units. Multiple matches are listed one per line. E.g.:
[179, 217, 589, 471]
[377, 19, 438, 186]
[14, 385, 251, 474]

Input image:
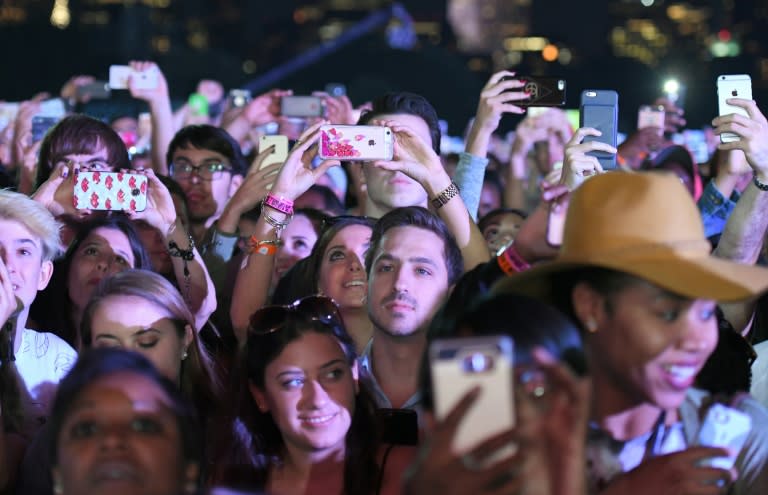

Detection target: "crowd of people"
[1, 59, 768, 495]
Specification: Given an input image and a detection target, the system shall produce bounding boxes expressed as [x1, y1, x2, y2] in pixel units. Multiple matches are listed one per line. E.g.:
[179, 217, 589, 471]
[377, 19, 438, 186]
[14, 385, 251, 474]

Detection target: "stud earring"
[586, 318, 598, 333]
[181, 349, 189, 360]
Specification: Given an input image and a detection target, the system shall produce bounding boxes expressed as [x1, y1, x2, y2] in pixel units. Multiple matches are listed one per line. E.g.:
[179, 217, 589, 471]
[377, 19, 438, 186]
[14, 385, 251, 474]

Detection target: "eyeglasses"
[170, 161, 232, 181]
[249, 295, 343, 335]
[54, 158, 112, 171]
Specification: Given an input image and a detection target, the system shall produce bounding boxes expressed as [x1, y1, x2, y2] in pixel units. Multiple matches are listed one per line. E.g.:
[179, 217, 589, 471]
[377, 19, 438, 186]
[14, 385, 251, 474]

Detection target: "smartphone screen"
[580, 90, 618, 170]
[516, 77, 566, 107]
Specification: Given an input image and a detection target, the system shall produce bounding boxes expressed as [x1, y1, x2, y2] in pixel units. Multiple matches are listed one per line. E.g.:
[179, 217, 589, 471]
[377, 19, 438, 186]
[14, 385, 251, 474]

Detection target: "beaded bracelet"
[753, 174, 768, 192]
[264, 193, 295, 215]
[168, 234, 196, 304]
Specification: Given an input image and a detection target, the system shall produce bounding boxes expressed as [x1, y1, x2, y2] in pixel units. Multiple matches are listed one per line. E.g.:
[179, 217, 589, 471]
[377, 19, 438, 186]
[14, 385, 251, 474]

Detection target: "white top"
[751, 340, 768, 408]
[12, 328, 77, 436]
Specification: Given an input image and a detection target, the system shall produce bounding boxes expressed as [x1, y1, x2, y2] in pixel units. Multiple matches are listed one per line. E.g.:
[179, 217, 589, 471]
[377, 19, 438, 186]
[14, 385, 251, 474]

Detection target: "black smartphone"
[76, 81, 111, 100]
[503, 76, 566, 107]
[31, 116, 60, 143]
[376, 408, 418, 446]
[580, 90, 619, 170]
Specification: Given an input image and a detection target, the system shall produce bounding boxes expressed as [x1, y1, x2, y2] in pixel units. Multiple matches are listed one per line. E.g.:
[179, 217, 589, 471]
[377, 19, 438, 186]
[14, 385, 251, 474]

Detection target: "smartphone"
[259, 135, 289, 169]
[324, 83, 347, 98]
[546, 202, 566, 248]
[510, 76, 567, 107]
[74, 171, 148, 212]
[76, 81, 111, 100]
[319, 125, 393, 161]
[695, 403, 752, 470]
[637, 105, 665, 135]
[38, 98, 67, 119]
[187, 93, 209, 117]
[717, 74, 752, 143]
[580, 90, 619, 170]
[280, 95, 324, 118]
[229, 89, 252, 109]
[430, 336, 515, 462]
[109, 65, 159, 90]
[31, 116, 60, 143]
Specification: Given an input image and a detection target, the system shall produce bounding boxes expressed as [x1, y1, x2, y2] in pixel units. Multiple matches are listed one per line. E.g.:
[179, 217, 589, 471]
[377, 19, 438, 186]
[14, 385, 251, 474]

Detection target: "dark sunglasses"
[249, 295, 343, 335]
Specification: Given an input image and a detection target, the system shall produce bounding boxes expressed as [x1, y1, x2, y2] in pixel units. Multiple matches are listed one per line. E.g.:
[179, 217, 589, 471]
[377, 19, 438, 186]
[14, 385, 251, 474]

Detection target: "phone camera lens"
[131, 188, 140, 196]
[463, 353, 493, 373]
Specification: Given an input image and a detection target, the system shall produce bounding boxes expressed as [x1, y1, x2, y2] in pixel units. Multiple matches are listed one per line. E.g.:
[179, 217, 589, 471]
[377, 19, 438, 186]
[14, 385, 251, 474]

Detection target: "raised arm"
[372, 120, 490, 271]
[230, 121, 339, 344]
[127, 61, 174, 175]
[711, 98, 768, 333]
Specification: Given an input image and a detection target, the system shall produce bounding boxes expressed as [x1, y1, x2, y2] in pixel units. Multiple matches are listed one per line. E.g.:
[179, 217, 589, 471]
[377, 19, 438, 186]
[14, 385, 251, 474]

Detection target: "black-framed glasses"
[249, 295, 343, 335]
[170, 161, 232, 181]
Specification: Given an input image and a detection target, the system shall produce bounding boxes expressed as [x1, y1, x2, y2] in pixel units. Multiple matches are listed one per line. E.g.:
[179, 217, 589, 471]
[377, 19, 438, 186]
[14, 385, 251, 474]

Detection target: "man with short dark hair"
[360, 206, 463, 411]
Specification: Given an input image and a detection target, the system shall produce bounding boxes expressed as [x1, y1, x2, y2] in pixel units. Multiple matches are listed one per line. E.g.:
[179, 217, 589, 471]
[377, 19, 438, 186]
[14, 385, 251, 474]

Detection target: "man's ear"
[248, 382, 269, 413]
[227, 174, 244, 198]
[38, 260, 54, 291]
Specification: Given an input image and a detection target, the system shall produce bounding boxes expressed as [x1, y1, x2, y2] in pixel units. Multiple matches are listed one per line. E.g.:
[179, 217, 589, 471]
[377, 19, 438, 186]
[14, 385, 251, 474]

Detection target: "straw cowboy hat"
[494, 171, 768, 302]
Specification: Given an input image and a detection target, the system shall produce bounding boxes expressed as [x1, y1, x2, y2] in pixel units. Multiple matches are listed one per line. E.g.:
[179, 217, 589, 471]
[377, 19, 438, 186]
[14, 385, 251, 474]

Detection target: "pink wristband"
[264, 194, 294, 215]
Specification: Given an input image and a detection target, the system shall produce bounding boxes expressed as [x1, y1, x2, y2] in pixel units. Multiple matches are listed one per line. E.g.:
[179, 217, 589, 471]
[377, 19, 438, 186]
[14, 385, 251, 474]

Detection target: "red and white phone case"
[74, 171, 148, 212]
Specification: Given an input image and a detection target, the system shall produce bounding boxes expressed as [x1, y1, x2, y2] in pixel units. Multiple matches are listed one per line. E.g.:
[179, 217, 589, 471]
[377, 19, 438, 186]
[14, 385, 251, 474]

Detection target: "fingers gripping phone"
[74, 171, 148, 212]
[259, 135, 289, 169]
[319, 125, 394, 161]
[430, 336, 515, 463]
[580, 90, 619, 170]
[717, 74, 752, 143]
[695, 403, 752, 470]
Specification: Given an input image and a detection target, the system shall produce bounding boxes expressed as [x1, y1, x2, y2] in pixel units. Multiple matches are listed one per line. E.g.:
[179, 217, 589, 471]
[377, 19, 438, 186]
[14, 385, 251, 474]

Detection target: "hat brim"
[493, 254, 768, 303]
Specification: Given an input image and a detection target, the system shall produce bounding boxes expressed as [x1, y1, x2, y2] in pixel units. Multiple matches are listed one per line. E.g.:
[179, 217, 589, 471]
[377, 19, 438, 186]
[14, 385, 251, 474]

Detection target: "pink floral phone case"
[319, 125, 393, 161]
[74, 171, 148, 211]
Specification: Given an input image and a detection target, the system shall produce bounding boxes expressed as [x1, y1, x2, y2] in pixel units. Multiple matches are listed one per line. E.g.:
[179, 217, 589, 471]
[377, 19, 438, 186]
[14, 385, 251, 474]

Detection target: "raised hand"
[560, 127, 615, 191]
[712, 98, 768, 183]
[127, 61, 169, 105]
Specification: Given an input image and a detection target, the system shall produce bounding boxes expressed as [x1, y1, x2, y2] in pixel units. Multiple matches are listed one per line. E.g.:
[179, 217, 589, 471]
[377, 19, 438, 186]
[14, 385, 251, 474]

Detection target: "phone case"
[319, 125, 394, 161]
[109, 65, 158, 90]
[580, 90, 619, 170]
[259, 135, 289, 169]
[695, 403, 752, 470]
[280, 96, 324, 118]
[31, 116, 60, 143]
[637, 105, 665, 134]
[717, 75, 752, 143]
[74, 171, 148, 212]
[430, 336, 515, 462]
[515, 76, 567, 107]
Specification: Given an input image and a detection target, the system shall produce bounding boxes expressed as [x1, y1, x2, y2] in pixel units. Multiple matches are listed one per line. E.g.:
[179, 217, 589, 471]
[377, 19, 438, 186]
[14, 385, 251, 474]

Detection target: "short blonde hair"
[0, 190, 61, 261]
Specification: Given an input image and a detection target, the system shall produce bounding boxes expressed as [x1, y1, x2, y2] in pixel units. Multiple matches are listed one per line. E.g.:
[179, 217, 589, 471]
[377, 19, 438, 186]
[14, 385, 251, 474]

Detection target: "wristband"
[753, 174, 768, 192]
[249, 236, 282, 256]
[264, 194, 294, 215]
[431, 182, 460, 209]
[497, 243, 531, 276]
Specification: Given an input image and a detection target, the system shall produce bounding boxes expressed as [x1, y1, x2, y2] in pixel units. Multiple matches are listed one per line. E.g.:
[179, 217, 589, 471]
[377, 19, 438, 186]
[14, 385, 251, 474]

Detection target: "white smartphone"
[430, 336, 515, 463]
[258, 135, 289, 169]
[109, 65, 159, 90]
[695, 403, 752, 470]
[637, 105, 665, 135]
[319, 125, 394, 161]
[717, 74, 752, 143]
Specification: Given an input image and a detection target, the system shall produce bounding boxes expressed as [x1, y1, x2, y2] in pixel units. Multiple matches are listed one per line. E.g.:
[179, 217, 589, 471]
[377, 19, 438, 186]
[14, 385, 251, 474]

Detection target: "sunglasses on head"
[249, 295, 343, 335]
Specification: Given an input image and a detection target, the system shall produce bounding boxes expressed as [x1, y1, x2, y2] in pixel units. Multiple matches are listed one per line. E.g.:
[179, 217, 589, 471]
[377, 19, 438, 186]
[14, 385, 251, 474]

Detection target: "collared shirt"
[358, 339, 422, 410]
[697, 179, 740, 239]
